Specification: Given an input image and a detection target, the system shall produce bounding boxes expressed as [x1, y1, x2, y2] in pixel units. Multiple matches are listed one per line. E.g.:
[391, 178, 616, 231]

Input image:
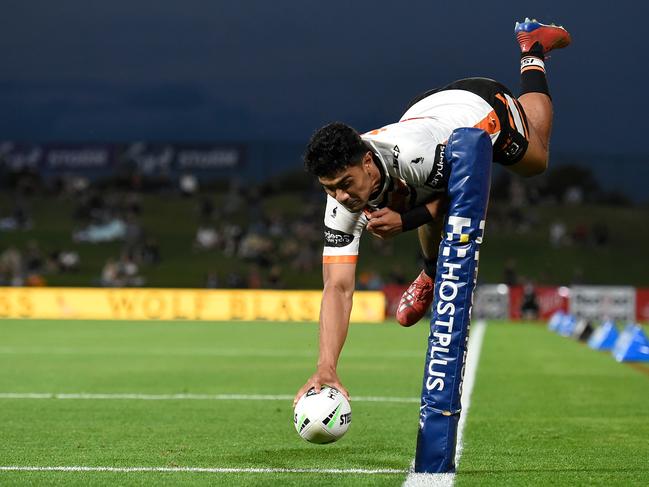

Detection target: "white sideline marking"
[0, 347, 421, 358]
[0, 392, 418, 403]
[0, 466, 404, 475]
[403, 320, 487, 487]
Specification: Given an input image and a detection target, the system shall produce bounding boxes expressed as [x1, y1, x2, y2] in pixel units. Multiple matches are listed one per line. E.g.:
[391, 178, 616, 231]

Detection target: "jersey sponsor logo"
[410, 157, 424, 164]
[425, 144, 448, 190]
[324, 226, 354, 247]
[331, 206, 337, 218]
[392, 145, 400, 170]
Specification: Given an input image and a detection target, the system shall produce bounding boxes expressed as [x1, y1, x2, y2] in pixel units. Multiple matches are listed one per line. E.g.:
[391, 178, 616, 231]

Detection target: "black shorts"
[405, 77, 530, 165]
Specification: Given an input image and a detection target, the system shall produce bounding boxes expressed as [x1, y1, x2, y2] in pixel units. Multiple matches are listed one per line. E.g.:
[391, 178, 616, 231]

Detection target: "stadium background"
[1, 1, 648, 485]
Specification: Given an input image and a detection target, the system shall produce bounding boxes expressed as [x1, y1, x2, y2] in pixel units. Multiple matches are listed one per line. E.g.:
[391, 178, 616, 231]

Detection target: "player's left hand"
[366, 207, 402, 239]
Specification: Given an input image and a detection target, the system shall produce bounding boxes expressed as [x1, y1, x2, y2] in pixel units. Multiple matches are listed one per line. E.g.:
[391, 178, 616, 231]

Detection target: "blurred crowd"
[0, 173, 331, 289]
[0, 161, 627, 290]
[195, 183, 325, 289]
[0, 242, 80, 286]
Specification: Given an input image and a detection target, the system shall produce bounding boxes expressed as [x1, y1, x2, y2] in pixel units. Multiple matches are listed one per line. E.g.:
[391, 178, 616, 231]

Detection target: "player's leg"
[510, 18, 571, 176]
[418, 217, 444, 265]
[516, 92, 553, 175]
[396, 217, 444, 327]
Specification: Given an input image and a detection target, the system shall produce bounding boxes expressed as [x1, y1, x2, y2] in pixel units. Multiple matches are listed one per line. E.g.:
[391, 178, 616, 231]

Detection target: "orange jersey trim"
[323, 255, 358, 264]
[473, 109, 501, 135]
[521, 65, 546, 73]
[495, 93, 516, 129]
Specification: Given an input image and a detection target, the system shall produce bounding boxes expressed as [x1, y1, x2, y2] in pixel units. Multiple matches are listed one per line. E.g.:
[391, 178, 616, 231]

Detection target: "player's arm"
[293, 261, 355, 406]
[366, 196, 446, 239]
[294, 195, 363, 406]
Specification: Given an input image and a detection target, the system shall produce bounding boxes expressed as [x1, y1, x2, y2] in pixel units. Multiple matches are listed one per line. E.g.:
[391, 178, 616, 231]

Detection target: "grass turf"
[457, 322, 649, 486]
[0, 319, 648, 486]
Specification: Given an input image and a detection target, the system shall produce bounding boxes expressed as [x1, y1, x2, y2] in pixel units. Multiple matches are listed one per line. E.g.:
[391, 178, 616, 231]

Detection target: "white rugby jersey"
[322, 89, 500, 264]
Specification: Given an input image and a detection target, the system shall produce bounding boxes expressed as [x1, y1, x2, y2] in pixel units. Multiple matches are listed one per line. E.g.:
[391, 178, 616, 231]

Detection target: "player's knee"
[528, 152, 549, 176]
[515, 148, 548, 177]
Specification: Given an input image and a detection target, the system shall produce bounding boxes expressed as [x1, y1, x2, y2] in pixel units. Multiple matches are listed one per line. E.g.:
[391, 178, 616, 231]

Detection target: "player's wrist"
[316, 361, 337, 373]
[401, 206, 434, 232]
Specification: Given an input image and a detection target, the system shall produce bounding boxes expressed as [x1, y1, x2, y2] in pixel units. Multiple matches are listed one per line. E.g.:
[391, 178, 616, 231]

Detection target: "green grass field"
[1, 319, 648, 486]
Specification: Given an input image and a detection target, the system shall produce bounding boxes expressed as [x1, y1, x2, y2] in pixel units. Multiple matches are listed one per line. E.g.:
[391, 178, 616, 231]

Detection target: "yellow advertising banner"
[0, 287, 385, 322]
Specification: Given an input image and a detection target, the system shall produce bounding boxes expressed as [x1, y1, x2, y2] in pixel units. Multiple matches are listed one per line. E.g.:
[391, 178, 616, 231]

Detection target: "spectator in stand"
[226, 271, 246, 288]
[205, 271, 220, 288]
[194, 225, 220, 251]
[267, 265, 284, 289]
[222, 223, 243, 257]
[101, 258, 121, 287]
[238, 229, 273, 268]
[25, 273, 46, 286]
[58, 250, 80, 272]
[179, 174, 199, 197]
[123, 212, 144, 255]
[520, 282, 540, 320]
[357, 271, 384, 291]
[292, 246, 317, 273]
[247, 266, 262, 288]
[267, 212, 287, 239]
[549, 220, 567, 247]
[24, 240, 44, 275]
[0, 246, 23, 285]
[141, 237, 161, 265]
[118, 252, 145, 287]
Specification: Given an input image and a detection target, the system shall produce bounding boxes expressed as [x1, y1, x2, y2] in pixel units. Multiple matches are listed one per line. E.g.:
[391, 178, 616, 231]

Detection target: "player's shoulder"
[323, 194, 367, 230]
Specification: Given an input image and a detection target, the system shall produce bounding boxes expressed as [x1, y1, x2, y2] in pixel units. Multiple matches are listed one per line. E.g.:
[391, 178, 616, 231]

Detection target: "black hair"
[303, 122, 369, 178]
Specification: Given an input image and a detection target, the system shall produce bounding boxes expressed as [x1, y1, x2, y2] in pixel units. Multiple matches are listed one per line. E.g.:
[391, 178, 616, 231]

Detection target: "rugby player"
[294, 19, 571, 403]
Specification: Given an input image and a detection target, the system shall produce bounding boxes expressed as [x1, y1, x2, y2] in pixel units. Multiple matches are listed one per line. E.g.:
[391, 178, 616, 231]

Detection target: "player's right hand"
[293, 367, 350, 407]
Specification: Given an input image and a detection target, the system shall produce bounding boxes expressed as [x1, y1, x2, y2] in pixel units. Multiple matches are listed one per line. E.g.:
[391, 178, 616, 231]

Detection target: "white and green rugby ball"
[294, 386, 352, 444]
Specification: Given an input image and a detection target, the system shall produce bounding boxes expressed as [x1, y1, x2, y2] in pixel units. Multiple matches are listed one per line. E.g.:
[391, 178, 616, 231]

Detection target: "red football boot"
[396, 270, 435, 327]
[515, 18, 571, 55]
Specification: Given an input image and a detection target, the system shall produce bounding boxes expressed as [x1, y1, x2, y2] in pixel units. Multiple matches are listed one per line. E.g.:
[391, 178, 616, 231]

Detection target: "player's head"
[304, 122, 377, 212]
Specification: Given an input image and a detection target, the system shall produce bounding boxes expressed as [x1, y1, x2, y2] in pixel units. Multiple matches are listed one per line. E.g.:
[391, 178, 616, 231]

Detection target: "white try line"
[0, 466, 405, 475]
[0, 392, 419, 403]
[403, 320, 487, 487]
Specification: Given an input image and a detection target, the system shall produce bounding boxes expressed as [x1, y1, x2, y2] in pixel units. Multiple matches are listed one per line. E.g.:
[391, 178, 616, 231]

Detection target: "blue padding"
[414, 128, 492, 473]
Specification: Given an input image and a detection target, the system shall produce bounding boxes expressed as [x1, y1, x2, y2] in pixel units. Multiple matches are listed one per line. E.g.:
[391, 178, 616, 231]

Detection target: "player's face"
[318, 153, 375, 212]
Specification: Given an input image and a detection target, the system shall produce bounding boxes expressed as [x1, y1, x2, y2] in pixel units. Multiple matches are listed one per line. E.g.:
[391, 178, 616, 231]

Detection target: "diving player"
[294, 19, 571, 403]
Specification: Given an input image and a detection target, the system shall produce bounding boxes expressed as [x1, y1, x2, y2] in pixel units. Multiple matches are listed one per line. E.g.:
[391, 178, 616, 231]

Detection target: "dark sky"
[0, 1, 645, 157]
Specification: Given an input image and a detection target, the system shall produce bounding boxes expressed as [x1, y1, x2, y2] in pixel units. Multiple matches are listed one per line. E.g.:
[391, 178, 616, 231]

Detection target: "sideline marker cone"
[548, 311, 565, 332]
[612, 325, 649, 362]
[588, 320, 619, 350]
